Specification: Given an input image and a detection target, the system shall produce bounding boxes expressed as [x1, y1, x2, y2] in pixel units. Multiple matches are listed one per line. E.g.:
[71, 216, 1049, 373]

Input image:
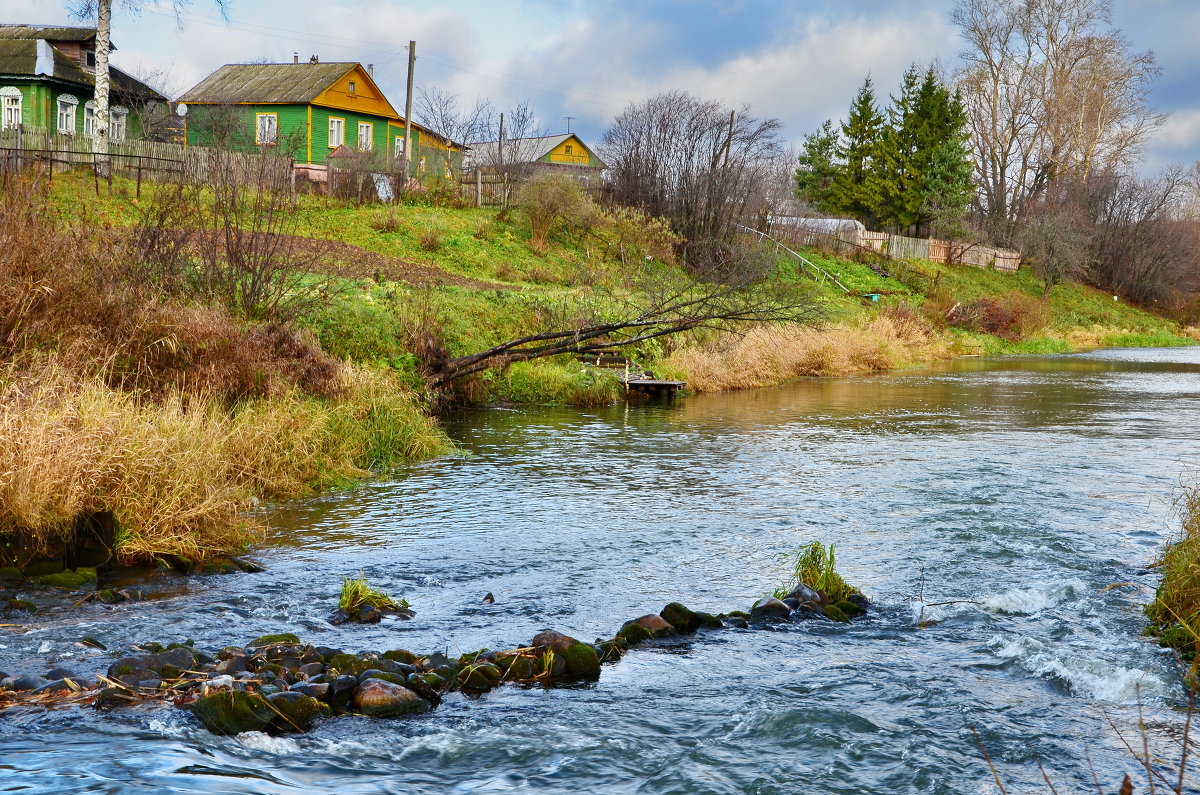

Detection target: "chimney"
[293, 53, 298, 64]
[367, 64, 374, 77]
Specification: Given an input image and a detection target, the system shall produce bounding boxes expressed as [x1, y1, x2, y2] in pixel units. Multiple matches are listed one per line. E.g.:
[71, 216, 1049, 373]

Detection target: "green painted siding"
[185, 103, 308, 161]
[0, 78, 154, 139]
[309, 105, 397, 165]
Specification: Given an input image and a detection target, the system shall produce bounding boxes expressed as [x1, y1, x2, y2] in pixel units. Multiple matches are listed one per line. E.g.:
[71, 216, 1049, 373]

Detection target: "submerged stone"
[822, 604, 850, 623]
[632, 614, 676, 638]
[455, 663, 503, 693]
[616, 621, 654, 644]
[834, 599, 864, 618]
[353, 679, 430, 717]
[847, 593, 870, 612]
[22, 560, 64, 577]
[0, 566, 22, 582]
[693, 611, 723, 629]
[33, 567, 97, 591]
[6, 599, 36, 614]
[187, 691, 276, 734]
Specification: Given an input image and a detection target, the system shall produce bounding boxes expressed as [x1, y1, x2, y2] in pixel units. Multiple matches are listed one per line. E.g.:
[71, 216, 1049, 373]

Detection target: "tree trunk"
[93, 0, 112, 178]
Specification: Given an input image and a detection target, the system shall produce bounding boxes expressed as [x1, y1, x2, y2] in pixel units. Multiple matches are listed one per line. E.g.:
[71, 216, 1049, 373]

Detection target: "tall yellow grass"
[668, 313, 952, 392]
[0, 359, 448, 563]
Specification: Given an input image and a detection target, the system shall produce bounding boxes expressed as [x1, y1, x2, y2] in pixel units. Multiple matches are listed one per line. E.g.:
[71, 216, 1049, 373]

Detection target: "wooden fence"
[768, 216, 1021, 272]
[0, 126, 293, 192]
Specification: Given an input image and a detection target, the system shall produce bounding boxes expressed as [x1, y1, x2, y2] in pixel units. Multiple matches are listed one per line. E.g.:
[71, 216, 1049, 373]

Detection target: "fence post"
[136, 159, 142, 198]
[475, 168, 482, 207]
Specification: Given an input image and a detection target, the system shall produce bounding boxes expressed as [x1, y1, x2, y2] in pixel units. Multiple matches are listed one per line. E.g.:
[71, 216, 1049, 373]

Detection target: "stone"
[721, 615, 749, 629]
[44, 667, 78, 681]
[660, 603, 701, 633]
[616, 621, 653, 644]
[94, 686, 137, 710]
[327, 608, 351, 625]
[248, 633, 300, 648]
[847, 593, 871, 612]
[314, 646, 345, 662]
[785, 583, 823, 606]
[822, 604, 850, 623]
[297, 662, 324, 678]
[0, 566, 21, 582]
[381, 648, 419, 665]
[493, 653, 538, 680]
[327, 674, 359, 709]
[531, 630, 578, 654]
[352, 679, 431, 717]
[200, 561, 240, 575]
[560, 643, 601, 679]
[187, 691, 276, 735]
[300, 648, 323, 665]
[32, 568, 97, 591]
[834, 599, 864, 618]
[782, 598, 801, 611]
[455, 663, 503, 693]
[6, 599, 36, 614]
[2, 674, 49, 691]
[358, 670, 408, 686]
[228, 556, 265, 573]
[356, 606, 382, 624]
[32, 679, 72, 694]
[749, 597, 791, 620]
[204, 675, 235, 690]
[288, 681, 329, 701]
[267, 691, 323, 732]
[405, 672, 443, 705]
[693, 611, 724, 629]
[633, 614, 676, 637]
[597, 639, 629, 663]
[216, 656, 248, 676]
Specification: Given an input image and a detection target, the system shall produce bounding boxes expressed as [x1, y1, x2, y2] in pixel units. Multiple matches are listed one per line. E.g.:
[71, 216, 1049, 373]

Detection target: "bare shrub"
[947, 292, 1051, 341]
[371, 207, 403, 234]
[419, 226, 444, 253]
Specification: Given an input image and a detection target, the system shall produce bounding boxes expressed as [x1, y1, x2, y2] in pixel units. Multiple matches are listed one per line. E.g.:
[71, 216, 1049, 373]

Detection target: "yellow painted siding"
[547, 135, 590, 165]
[312, 65, 400, 120]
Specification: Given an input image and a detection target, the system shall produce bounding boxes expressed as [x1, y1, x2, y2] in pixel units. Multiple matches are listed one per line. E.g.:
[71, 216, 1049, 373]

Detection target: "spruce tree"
[829, 78, 885, 225]
[874, 65, 922, 233]
[794, 119, 841, 213]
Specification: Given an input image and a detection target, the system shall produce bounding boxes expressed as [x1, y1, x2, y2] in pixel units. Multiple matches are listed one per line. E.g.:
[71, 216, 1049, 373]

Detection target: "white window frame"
[328, 116, 345, 148]
[348, 80, 356, 94]
[1, 87, 21, 130]
[357, 121, 373, 151]
[83, 100, 95, 136]
[256, 112, 278, 145]
[393, 135, 406, 158]
[57, 94, 78, 135]
[110, 106, 128, 141]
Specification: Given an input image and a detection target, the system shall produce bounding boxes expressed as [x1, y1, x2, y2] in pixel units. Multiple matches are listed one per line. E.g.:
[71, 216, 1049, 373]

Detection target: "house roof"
[0, 38, 95, 84]
[180, 62, 364, 105]
[467, 133, 605, 168]
[0, 25, 103, 45]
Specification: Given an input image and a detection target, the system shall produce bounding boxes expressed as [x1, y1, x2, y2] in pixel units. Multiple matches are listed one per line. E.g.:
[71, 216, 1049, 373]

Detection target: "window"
[110, 107, 128, 141]
[83, 100, 95, 136]
[393, 136, 406, 158]
[348, 81, 356, 94]
[357, 121, 372, 151]
[85, 50, 95, 68]
[565, 144, 573, 155]
[57, 94, 78, 134]
[328, 117, 345, 147]
[256, 113, 278, 145]
[1, 88, 21, 130]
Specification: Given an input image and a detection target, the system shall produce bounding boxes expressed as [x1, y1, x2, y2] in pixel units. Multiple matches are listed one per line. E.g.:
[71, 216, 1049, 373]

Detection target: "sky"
[4, 0, 1199, 171]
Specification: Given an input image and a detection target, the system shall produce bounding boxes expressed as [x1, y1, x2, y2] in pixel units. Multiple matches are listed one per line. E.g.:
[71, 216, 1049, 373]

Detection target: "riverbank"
[1145, 479, 1200, 669]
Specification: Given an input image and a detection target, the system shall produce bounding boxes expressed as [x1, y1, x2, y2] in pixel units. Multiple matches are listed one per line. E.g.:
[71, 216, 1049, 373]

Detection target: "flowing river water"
[3, 346, 1200, 793]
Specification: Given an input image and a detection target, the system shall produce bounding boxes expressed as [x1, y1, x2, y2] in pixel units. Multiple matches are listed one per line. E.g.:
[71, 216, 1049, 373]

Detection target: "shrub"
[947, 292, 1052, 342]
[371, 208, 403, 234]
[514, 174, 591, 250]
[419, 226, 444, 253]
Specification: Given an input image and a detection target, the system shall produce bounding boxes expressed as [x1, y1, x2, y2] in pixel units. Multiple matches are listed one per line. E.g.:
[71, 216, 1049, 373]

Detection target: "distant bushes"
[942, 291, 1052, 341]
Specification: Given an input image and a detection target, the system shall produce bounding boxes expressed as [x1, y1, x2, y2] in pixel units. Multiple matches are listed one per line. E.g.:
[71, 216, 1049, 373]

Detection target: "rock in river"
[187, 691, 276, 735]
[353, 679, 431, 717]
[749, 597, 791, 620]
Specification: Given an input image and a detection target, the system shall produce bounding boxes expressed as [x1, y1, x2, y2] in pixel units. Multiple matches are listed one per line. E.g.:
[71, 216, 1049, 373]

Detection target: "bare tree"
[471, 100, 551, 185]
[953, 0, 1162, 235]
[69, 1, 230, 171]
[601, 91, 783, 263]
[413, 84, 490, 180]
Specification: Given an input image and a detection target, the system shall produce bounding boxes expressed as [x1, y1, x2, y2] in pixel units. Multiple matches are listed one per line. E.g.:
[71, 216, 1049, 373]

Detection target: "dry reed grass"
[0, 359, 446, 563]
[669, 310, 951, 392]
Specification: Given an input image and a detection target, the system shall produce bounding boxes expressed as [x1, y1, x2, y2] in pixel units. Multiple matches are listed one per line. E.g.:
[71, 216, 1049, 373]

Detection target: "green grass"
[339, 573, 407, 612]
[772, 541, 860, 603]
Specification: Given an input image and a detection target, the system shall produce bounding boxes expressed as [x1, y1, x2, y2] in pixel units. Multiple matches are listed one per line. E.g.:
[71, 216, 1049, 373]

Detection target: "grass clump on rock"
[1146, 482, 1200, 669]
[774, 541, 860, 604]
[339, 574, 404, 612]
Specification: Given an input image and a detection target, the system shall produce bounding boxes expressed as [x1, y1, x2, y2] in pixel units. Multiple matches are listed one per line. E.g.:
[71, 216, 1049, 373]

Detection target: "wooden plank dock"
[623, 378, 686, 398]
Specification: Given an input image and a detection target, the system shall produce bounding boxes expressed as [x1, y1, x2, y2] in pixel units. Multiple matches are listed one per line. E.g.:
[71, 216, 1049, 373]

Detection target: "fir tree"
[794, 119, 840, 213]
[829, 78, 885, 225]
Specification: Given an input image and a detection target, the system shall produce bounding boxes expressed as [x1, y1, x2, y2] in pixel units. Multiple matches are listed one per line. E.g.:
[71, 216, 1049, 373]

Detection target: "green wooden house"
[466, 133, 606, 185]
[178, 60, 461, 182]
[0, 24, 167, 139]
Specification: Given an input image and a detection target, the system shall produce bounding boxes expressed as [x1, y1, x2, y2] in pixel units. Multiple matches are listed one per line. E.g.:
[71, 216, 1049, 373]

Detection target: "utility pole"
[401, 40, 415, 189]
[563, 116, 575, 134]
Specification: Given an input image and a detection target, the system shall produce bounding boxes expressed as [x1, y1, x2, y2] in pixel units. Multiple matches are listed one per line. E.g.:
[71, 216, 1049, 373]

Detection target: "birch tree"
[69, 1, 229, 173]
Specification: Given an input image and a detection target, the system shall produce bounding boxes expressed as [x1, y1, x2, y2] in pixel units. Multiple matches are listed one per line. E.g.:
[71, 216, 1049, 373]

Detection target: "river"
[2, 346, 1200, 793]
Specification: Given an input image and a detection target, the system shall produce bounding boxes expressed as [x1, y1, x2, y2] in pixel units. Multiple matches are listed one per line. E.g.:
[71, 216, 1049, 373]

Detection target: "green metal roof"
[179, 62, 359, 105]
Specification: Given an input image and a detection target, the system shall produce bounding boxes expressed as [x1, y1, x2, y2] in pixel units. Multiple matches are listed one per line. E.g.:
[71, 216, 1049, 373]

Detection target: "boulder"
[297, 662, 324, 678]
[352, 679, 431, 717]
[630, 614, 676, 638]
[660, 603, 701, 633]
[266, 691, 324, 733]
[32, 567, 97, 591]
[356, 606, 382, 624]
[834, 599, 864, 618]
[616, 621, 653, 644]
[327, 608, 351, 625]
[381, 649, 419, 665]
[596, 639, 629, 663]
[455, 663, 503, 693]
[749, 597, 791, 620]
[358, 670, 408, 686]
[531, 630, 577, 654]
[1, 674, 49, 692]
[822, 604, 850, 623]
[187, 691, 276, 734]
[721, 615, 749, 629]
[288, 681, 329, 701]
[847, 593, 871, 612]
[327, 674, 359, 709]
[693, 611, 724, 629]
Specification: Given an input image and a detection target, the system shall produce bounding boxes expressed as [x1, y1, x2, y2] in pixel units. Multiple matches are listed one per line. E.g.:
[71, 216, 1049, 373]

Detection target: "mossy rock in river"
[492, 652, 539, 680]
[0, 566, 22, 582]
[833, 599, 864, 618]
[660, 602, 701, 633]
[187, 691, 275, 735]
[559, 643, 601, 680]
[267, 691, 325, 733]
[381, 649, 419, 665]
[22, 560, 64, 577]
[616, 621, 654, 645]
[693, 611, 723, 629]
[596, 638, 630, 662]
[32, 567, 97, 591]
[248, 633, 300, 648]
[353, 679, 431, 717]
[822, 604, 850, 623]
[455, 662, 503, 693]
